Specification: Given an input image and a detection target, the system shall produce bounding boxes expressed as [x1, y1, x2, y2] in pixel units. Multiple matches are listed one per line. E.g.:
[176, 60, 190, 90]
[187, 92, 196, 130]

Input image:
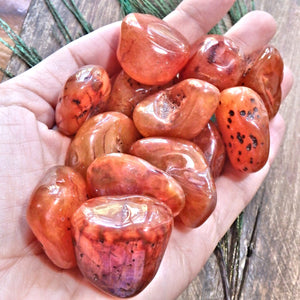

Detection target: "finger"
[164, 0, 235, 45]
[281, 66, 294, 100]
[268, 113, 285, 165]
[225, 10, 277, 55]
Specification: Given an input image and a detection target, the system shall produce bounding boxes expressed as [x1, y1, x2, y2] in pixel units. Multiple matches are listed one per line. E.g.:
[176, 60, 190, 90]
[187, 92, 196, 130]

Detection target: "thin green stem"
[0, 37, 36, 67]
[214, 244, 231, 300]
[237, 207, 260, 299]
[61, 0, 93, 34]
[44, 0, 73, 43]
[0, 18, 41, 66]
[0, 66, 14, 78]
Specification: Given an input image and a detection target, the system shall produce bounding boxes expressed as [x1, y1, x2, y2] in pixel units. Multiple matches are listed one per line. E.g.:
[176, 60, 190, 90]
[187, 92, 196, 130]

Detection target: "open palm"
[0, 0, 293, 299]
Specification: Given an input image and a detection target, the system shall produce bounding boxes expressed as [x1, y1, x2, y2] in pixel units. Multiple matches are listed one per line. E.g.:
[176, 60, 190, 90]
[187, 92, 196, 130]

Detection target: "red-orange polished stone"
[55, 65, 111, 136]
[215, 87, 270, 173]
[71, 195, 173, 298]
[117, 13, 190, 85]
[106, 70, 172, 117]
[129, 137, 217, 228]
[86, 153, 185, 216]
[180, 35, 245, 91]
[133, 79, 220, 139]
[26, 166, 87, 269]
[192, 120, 226, 178]
[65, 111, 140, 178]
[240, 45, 283, 119]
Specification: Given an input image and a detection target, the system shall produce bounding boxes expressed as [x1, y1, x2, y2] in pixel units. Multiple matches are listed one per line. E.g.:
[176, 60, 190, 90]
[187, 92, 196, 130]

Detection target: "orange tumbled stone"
[180, 35, 245, 91]
[240, 45, 283, 119]
[129, 137, 217, 228]
[192, 121, 226, 178]
[65, 111, 140, 178]
[72, 195, 173, 298]
[86, 153, 185, 216]
[117, 13, 190, 85]
[26, 166, 87, 269]
[55, 65, 111, 136]
[133, 79, 220, 139]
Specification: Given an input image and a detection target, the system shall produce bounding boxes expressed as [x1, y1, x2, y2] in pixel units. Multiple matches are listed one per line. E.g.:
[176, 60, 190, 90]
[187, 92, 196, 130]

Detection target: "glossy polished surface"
[216, 87, 270, 173]
[180, 35, 245, 91]
[71, 195, 173, 298]
[86, 153, 185, 216]
[55, 65, 111, 136]
[192, 120, 226, 178]
[117, 13, 190, 85]
[133, 79, 220, 139]
[26, 166, 87, 269]
[240, 45, 284, 119]
[65, 111, 140, 178]
[106, 70, 171, 117]
[129, 137, 217, 228]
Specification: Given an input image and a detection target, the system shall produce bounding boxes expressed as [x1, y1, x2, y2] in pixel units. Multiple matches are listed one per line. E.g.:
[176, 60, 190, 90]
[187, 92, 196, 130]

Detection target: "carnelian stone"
[86, 153, 185, 216]
[71, 195, 173, 298]
[133, 79, 220, 139]
[117, 13, 190, 85]
[55, 65, 111, 136]
[180, 35, 245, 91]
[129, 137, 217, 228]
[65, 112, 140, 178]
[192, 120, 226, 178]
[240, 46, 283, 119]
[215, 87, 270, 173]
[26, 166, 87, 269]
[106, 70, 172, 117]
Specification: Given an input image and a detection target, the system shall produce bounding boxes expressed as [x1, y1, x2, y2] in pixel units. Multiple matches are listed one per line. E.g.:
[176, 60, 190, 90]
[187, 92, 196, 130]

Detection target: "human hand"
[0, 0, 293, 299]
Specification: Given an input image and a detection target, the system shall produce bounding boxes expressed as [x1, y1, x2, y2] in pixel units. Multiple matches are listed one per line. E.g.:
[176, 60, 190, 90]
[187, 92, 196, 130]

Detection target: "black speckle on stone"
[249, 134, 258, 148]
[246, 143, 252, 151]
[243, 167, 248, 172]
[247, 111, 254, 120]
[230, 135, 234, 140]
[250, 157, 253, 164]
[228, 118, 232, 124]
[240, 110, 246, 116]
[229, 110, 235, 116]
[207, 44, 218, 64]
[238, 151, 242, 155]
[237, 132, 244, 144]
[72, 99, 81, 105]
[250, 98, 256, 103]
[78, 109, 88, 119]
